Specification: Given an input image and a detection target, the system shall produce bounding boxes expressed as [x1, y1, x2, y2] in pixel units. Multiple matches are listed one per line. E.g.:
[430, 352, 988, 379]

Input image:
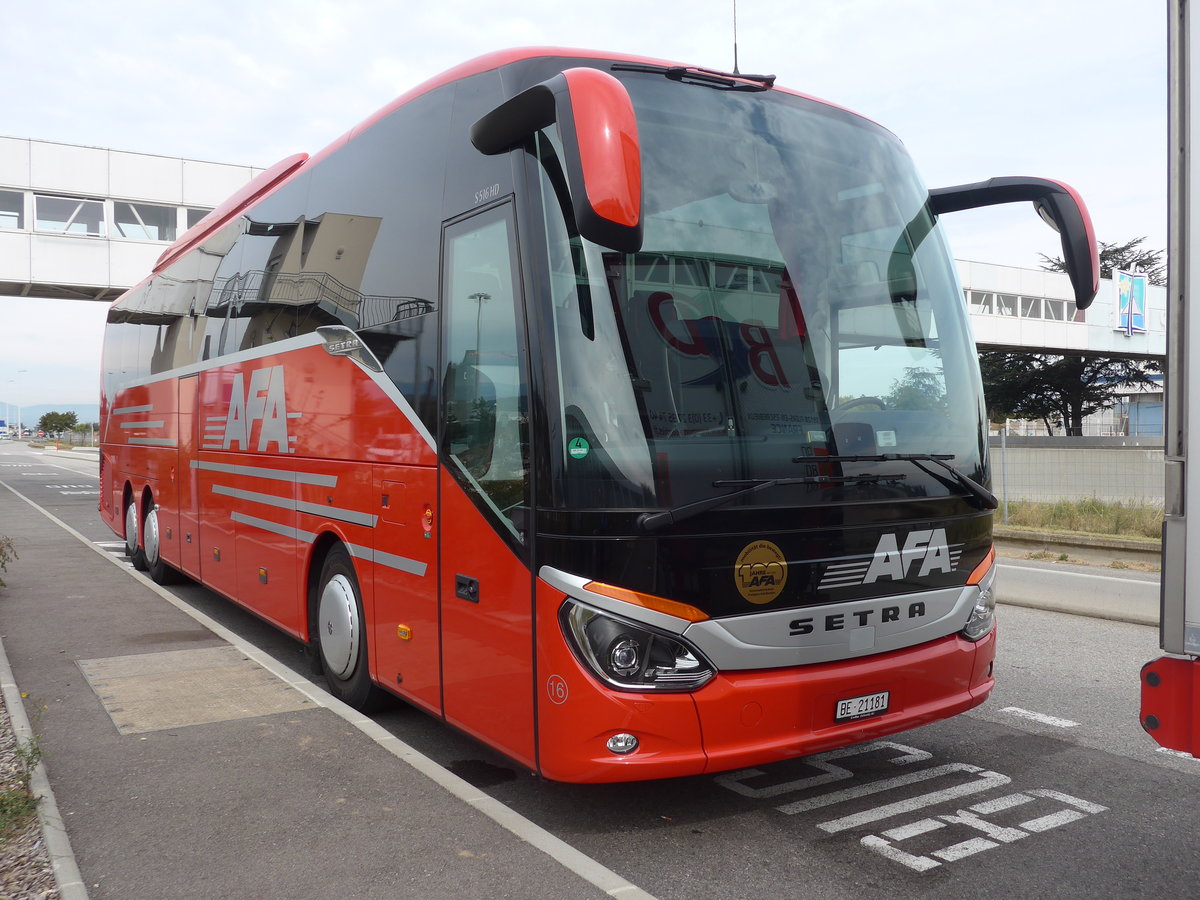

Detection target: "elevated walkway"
[0, 137, 1167, 361]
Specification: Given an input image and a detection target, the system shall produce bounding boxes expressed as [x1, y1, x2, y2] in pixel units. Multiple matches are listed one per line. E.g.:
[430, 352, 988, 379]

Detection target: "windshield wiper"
[794, 454, 998, 510]
[611, 63, 776, 91]
[637, 471, 906, 533]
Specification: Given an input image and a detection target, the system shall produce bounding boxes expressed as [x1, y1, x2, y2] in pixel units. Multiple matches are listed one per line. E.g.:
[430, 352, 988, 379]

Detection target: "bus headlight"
[560, 600, 715, 692]
[961, 567, 997, 642]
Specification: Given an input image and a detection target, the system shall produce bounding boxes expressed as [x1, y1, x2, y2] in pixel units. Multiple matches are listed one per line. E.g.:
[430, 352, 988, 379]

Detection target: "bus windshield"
[537, 71, 987, 514]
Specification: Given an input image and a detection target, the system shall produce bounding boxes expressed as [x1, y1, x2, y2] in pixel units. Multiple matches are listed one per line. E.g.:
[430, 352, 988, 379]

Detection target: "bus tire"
[142, 501, 178, 585]
[124, 496, 147, 571]
[315, 546, 383, 711]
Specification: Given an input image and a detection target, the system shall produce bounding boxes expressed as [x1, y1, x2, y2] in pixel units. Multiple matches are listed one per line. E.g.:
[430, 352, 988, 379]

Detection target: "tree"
[885, 367, 946, 413]
[979, 351, 1159, 436]
[37, 411, 77, 434]
[978, 352, 1056, 427]
[1040, 236, 1165, 286]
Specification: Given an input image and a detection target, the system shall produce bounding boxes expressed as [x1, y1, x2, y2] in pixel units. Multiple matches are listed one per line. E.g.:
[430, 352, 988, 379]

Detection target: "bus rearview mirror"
[471, 67, 643, 253]
[928, 176, 1099, 309]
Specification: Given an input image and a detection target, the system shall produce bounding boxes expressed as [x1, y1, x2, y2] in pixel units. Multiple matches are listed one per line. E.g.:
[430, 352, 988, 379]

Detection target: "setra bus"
[99, 47, 1099, 782]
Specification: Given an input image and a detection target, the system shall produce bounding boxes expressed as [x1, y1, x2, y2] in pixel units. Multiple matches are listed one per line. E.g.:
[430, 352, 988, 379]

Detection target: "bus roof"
[152, 46, 872, 277]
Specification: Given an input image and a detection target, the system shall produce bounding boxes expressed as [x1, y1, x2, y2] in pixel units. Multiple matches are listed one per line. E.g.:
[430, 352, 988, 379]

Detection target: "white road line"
[1156, 747, 1200, 760]
[996, 561, 1155, 586]
[1, 477, 656, 900]
[1001, 707, 1080, 728]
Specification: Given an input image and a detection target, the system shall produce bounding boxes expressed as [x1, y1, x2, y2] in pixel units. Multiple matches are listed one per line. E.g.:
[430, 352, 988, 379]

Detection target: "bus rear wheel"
[315, 546, 383, 711]
[142, 502, 177, 585]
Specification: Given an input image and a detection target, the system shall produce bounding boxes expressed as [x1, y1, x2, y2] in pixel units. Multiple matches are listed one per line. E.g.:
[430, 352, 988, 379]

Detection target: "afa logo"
[221, 365, 295, 453]
[735, 539, 788, 605]
[817, 528, 960, 591]
[863, 528, 954, 584]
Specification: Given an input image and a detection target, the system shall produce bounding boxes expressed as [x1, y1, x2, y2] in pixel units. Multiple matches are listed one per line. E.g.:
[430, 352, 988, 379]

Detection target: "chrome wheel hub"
[318, 574, 359, 679]
[144, 505, 160, 566]
[124, 502, 138, 557]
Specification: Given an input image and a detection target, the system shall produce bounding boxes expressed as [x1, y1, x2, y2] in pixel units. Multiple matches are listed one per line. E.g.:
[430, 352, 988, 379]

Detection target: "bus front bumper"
[535, 624, 995, 784]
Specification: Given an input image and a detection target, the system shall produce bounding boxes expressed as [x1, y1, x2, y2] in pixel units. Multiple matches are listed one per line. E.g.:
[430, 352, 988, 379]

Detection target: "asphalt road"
[3, 440, 1198, 899]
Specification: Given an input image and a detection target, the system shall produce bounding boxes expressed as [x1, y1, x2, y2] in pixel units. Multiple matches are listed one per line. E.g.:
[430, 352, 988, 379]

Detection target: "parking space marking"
[715, 740, 1107, 874]
[1001, 707, 1080, 728]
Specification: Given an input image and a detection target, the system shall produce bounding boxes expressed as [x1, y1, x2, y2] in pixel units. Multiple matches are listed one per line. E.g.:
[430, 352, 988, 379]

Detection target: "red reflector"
[1142, 656, 1200, 757]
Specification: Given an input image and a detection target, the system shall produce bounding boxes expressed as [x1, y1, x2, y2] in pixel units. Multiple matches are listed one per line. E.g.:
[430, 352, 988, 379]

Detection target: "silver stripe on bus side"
[228, 504, 422, 577]
[127, 438, 179, 447]
[211, 483, 378, 528]
[191, 460, 337, 487]
[346, 542, 427, 577]
[120, 420, 165, 429]
[112, 405, 154, 415]
[231, 511, 318, 543]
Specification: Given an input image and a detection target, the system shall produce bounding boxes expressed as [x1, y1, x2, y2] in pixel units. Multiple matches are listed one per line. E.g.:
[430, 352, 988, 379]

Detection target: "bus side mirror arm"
[928, 176, 1099, 310]
[471, 67, 643, 253]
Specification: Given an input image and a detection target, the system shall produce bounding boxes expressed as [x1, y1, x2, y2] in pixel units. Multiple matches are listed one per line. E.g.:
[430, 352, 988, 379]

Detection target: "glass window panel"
[0, 190, 23, 229]
[994, 293, 1017, 316]
[186, 207, 211, 229]
[968, 290, 992, 314]
[634, 253, 670, 284]
[114, 201, 177, 241]
[1020, 296, 1041, 318]
[442, 209, 529, 540]
[1043, 298, 1065, 321]
[34, 195, 105, 236]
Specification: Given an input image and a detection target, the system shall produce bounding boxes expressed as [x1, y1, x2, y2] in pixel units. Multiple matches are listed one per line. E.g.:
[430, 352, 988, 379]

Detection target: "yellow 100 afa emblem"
[735, 540, 788, 604]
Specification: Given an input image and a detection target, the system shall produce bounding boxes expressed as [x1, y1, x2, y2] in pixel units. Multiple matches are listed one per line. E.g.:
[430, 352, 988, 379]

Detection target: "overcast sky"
[0, 0, 1167, 410]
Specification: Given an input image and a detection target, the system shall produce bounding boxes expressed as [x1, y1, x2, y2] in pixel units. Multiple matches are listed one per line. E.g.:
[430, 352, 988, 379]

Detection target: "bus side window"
[440, 205, 530, 540]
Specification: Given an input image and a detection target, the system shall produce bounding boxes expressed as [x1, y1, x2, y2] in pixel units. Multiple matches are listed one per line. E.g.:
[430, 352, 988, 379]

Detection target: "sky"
[0, 0, 1168, 411]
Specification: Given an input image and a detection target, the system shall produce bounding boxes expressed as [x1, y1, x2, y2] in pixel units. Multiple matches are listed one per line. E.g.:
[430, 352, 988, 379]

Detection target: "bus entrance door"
[436, 204, 536, 769]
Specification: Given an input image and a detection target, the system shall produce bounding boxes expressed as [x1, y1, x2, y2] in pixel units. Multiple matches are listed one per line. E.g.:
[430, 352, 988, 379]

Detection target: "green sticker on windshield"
[568, 437, 590, 460]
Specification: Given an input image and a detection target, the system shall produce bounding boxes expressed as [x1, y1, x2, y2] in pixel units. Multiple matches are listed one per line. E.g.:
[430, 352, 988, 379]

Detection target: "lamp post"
[467, 292, 490, 396]
[6, 369, 27, 440]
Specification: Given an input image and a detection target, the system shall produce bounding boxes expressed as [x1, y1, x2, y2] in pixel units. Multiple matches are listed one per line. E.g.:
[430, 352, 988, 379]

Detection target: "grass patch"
[1001, 498, 1163, 540]
[0, 535, 15, 588]
[0, 736, 41, 843]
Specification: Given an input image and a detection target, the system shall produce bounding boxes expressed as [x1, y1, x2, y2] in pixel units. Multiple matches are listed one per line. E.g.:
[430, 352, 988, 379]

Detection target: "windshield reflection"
[538, 75, 987, 514]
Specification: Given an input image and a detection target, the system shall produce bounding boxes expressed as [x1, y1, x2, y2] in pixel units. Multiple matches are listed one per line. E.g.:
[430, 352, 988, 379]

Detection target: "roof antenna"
[732, 0, 741, 75]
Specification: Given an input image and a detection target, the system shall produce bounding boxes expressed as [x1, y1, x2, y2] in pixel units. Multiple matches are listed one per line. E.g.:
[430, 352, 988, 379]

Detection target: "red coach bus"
[100, 48, 1098, 782]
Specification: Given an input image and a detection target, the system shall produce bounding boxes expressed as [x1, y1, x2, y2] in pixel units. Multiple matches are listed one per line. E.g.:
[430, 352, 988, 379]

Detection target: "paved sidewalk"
[0, 485, 637, 900]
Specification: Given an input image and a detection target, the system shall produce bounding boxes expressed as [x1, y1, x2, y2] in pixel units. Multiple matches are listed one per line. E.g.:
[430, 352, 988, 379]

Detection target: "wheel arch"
[304, 530, 345, 644]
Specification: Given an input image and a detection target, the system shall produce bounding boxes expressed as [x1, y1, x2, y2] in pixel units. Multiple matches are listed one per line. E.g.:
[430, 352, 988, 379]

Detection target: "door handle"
[455, 574, 480, 603]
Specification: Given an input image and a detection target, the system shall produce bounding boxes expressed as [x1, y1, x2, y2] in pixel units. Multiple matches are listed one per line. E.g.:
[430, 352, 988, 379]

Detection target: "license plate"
[835, 690, 890, 722]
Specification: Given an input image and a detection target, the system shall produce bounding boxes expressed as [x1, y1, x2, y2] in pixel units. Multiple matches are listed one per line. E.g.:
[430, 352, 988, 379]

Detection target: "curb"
[994, 526, 1161, 568]
[0, 633, 88, 900]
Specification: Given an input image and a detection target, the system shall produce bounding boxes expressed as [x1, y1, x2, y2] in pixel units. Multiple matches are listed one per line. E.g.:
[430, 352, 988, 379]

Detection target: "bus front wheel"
[315, 546, 383, 711]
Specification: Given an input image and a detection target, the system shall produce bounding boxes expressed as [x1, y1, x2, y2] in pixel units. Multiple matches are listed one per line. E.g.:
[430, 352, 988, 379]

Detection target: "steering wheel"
[838, 396, 887, 412]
